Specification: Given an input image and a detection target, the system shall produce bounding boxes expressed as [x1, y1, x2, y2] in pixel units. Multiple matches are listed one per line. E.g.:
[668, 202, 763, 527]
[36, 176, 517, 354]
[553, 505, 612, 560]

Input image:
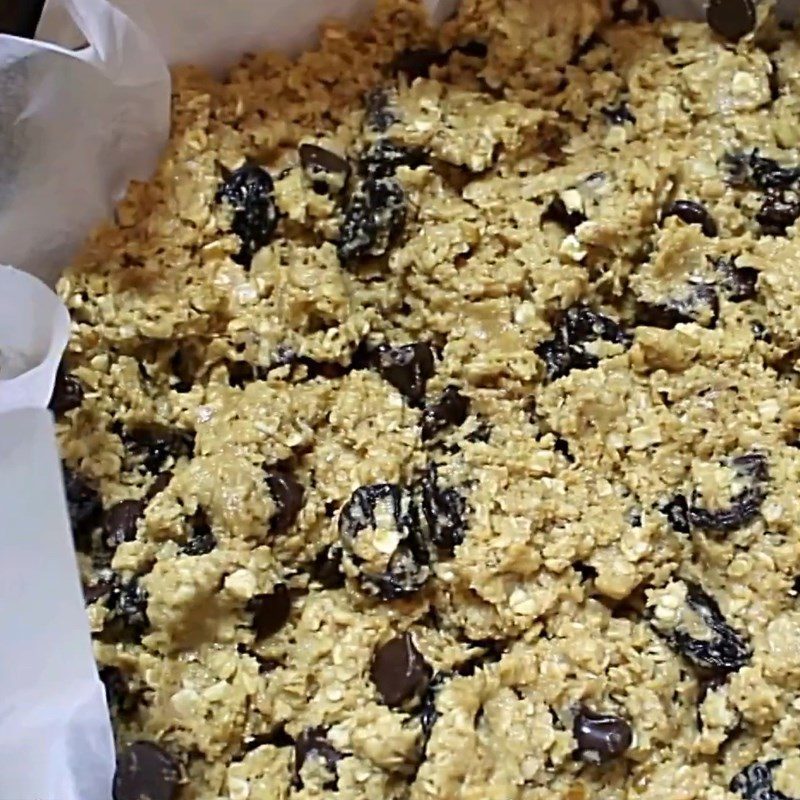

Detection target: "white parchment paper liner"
[0, 0, 795, 798]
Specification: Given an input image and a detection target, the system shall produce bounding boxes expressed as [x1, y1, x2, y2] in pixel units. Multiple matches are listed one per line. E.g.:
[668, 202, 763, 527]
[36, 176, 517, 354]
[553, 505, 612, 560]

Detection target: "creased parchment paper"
[0, 0, 791, 798]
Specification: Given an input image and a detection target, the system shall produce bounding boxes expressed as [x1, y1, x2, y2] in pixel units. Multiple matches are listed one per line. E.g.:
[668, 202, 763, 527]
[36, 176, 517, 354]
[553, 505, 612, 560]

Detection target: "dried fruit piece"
[125, 424, 195, 474]
[216, 163, 278, 267]
[757, 189, 800, 236]
[104, 499, 145, 548]
[181, 510, 216, 556]
[689, 453, 768, 533]
[730, 759, 789, 800]
[265, 469, 304, 534]
[338, 483, 431, 599]
[371, 632, 432, 707]
[49, 363, 84, 415]
[113, 741, 181, 800]
[536, 305, 631, 380]
[248, 584, 291, 641]
[371, 342, 436, 405]
[573, 707, 633, 763]
[337, 176, 406, 263]
[706, 0, 756, 42]
[62, 464, 102, 551]
[652, 582, 751, 673]
[294, 727, 344, 790]
[420, 385, 470, 441]
[662, 200, 718, 237]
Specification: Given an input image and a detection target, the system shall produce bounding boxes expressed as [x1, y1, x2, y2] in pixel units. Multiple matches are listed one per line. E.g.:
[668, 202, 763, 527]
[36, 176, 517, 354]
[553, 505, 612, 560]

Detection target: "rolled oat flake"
[706, 0, 756, 42]
[113, 741, 181, 800]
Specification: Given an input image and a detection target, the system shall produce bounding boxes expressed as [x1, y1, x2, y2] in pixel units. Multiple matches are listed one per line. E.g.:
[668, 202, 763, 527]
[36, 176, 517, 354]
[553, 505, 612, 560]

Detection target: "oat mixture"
[53, 0, 800, 797]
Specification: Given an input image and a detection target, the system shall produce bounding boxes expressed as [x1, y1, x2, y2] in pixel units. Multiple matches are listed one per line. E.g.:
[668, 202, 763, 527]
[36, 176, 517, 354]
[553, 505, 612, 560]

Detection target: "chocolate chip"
[371, 633, 432, 707]
[105, 577, 149, 638]
[706, 0, 756, 42]
[265, 470, 304, 534]
[104, 500, 145, 547]
[84, 578, 114, 605]
[100, 665, 137, 716]
[601, 101, 636, 126]
[125, 424, 195, 474]
[364, 87, 398, 133]
[113, 741, 181, 800]
[662, 200, 718, 237]
[49, 363, 84, 415]
[294, 727, 343, 790]
[756, 188, 800, 236]
[372, 343, 435, 404]
[573, 707, 633, 763]
[420, 385, 470, 441]
[308, 546, 345, 589]
[453, 40, 488, 58]
[248, 585, 291, 641]
[299, 143, 350, 177]
[542, 196, 586, 232]
[228, 360, 257, 388]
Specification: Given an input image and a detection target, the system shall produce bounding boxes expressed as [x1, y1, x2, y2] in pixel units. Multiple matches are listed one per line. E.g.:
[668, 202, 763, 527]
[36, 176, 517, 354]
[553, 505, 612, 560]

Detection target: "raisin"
[294, 727, 344, 790]
[757, 189, 800, 236]
[662, 200, 718, 237]
[62, 464, 102, 551]
[656, 582, 751, 673]
[338, 484, 431, 599]
[105, 576, 149, 638]
[415, 464, 467, 554]
[392, 47, 449, 79]
[125, 424, 195, 474]
[542, 196, 586, 232]
[573, 707, 633, 763]
[730, 759, 790, 800]
[661, 494, 690, 534]
[216, 163, 278, 267]
[724, 150, 800, 190]
[337, 176, 406, 263]
[689, 453, 768, 533]
[420, 385, 470, 441]
[364, 87, 398, 133]
[182, 509, 216, 556]
[536, 305, 631, 380]
[371, 342, 436, 404]
[601, 101, 636, 125]
[49, 363, 84, 415]
[265, 469, 304, 534]
[636, 285, 719, 329]
[360, 139, 425, 180]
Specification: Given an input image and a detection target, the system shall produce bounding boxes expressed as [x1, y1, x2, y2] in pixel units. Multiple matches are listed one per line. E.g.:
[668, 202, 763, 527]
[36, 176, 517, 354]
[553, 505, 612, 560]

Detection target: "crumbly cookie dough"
[54, 0, 800, 798]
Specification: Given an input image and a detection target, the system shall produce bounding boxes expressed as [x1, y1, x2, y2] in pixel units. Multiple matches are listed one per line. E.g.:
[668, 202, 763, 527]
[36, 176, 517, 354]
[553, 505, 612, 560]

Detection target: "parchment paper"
[0, 0, 790, 798]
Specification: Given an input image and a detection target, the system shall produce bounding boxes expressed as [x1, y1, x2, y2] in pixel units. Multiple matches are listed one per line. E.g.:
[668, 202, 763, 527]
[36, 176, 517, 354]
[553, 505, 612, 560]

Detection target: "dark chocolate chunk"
[106, 577, 149, 637]
[360, 139, 426, 180]
[636, 285, 719, 329]
[724, 150, 800, 191]
[228, 360, 257, 388]
[244, 725, 294, 751]
[716, 259, 759, 302]
[125, 424, 195, 474]
[248, 585, 291, 641]
[371, 632, 432, 707]
[572, 561, 599, 582]
[337, 176, 406, 263]
[104, 500, 145, 548]
[420, 385, 470, 441]
[392, 47, 449, 79]
[113, 741, 181, 800]
[371, 342, 435, 404]
[146, 471, 173, 501]
[706, 0, 756, 42]
[757, 189, 800, 236]
[182, 509, 216, 556]
[730, 759, 789, 800]
[573, 707, 633, 763]
[416, 465, 467, 554]
[265, 469, 304, 534]
[84, 577, 114, 605]
[364, 88, 398, 133]
[100, 665, 138, 716]
[169, 346, 196, 393]
[453, 40, 488, 58]
[49, 363, 84, 415]
[657, 582, 751, 673]
[308, 545, 345, 590]
[294, 727, 344, 790]
[216, 163, 278, 268]
[62, 464, 102, 550]
[536, 305, 631, 380]
[662, 200, 718, 237]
